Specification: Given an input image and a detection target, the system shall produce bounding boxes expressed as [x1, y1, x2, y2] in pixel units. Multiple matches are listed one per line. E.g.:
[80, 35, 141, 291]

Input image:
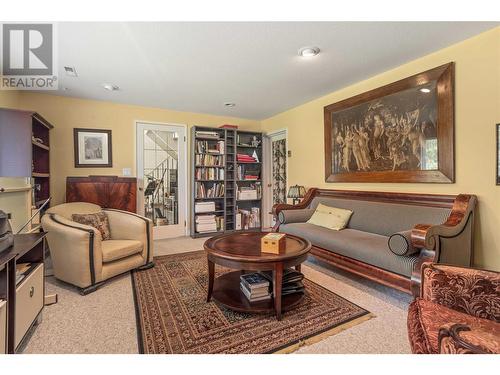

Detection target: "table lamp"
[287, 185, 306, 205]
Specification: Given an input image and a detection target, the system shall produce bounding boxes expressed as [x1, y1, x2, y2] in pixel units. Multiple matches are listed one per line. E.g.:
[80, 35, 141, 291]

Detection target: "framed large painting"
[324, 62, 454, 183]
[74, 128, 113, 168]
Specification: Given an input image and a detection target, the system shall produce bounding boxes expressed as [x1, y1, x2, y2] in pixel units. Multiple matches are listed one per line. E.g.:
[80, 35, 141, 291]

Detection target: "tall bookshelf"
[190, 126, 262, 238]
[31, 113, 53, 211]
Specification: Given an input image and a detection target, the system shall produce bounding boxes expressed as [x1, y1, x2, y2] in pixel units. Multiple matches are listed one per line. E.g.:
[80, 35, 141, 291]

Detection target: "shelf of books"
[235, 131, 262, 232]
[191, 126, 262, 238]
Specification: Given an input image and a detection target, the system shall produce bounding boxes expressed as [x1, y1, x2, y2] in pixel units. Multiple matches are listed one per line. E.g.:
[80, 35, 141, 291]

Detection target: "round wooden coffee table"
[204, 231, 311, 320]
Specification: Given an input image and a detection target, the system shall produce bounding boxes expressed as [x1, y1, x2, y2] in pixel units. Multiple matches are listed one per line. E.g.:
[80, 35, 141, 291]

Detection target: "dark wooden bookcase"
[31, 113, 53, 211]
[190, 126, 262, 238]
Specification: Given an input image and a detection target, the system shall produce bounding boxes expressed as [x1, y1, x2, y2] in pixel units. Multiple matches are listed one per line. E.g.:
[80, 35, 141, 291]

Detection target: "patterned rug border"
[131, 251, 373, 354]
[131, 271, 145, 354]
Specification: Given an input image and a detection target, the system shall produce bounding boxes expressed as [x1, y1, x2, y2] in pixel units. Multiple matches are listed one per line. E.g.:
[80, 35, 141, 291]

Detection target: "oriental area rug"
[132, 251, 372, 354]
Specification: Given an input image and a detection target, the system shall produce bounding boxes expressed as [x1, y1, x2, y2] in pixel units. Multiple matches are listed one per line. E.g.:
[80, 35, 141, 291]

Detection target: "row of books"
[196, 140, 225, 154]
[195, 167, 225, 180]
[240, 269, 305, 303]
[237, 165, 260, 180]
[195, 214, 224, 233]
[237, 153, 257, 163]
[195, 130, 221, 139]
[195, 182, 225, 198]
[195, 154, 224, 166]
[194, 201, 217, 213]
[236, 207, 260, 229]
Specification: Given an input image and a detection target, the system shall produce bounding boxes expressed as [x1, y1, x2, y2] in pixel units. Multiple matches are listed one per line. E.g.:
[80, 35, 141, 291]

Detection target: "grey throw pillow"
[388, 230, 420, 256]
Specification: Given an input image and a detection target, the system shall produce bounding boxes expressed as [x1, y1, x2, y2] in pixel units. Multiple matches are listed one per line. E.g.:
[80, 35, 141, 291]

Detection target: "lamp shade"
[287, 185, 306, 199]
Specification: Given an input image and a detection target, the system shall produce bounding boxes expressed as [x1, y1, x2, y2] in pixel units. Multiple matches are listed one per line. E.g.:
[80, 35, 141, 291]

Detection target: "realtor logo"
[1, 23, 58, 90]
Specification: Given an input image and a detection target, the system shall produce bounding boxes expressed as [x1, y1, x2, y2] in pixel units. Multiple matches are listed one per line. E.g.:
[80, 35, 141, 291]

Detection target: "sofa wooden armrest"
[410, 194, 477, 296]
[272, 188, 318, 230]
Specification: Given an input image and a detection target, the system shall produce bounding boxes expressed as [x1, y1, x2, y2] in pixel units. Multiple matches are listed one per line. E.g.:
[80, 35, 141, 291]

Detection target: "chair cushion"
[407, 298, 500, 354]
[306, 203, 353, 230]
[72, 211, 111, 240]
[101, 240, 143, 263]
[279, 223, 418, 277]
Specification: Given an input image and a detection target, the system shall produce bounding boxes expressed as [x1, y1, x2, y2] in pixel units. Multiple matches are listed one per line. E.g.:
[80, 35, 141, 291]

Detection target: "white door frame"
[263, 128, 288, 228]
[135, 120, 188, 239]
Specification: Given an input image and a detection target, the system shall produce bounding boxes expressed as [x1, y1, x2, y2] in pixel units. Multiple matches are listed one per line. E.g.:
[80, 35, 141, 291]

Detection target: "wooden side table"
[204, 232, 311, 320]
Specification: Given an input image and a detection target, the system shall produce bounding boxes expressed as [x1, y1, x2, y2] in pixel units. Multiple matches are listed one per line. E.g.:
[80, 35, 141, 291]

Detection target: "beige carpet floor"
[22, 236, 412, 354]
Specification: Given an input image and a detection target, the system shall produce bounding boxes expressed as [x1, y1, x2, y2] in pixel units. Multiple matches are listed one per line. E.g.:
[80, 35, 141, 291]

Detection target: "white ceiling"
[50, 22, 497, 120]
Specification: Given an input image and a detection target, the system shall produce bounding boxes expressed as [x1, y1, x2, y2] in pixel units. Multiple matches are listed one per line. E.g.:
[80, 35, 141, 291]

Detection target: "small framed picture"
[73, 128, 113, 168]
[497, 124, 500, 185]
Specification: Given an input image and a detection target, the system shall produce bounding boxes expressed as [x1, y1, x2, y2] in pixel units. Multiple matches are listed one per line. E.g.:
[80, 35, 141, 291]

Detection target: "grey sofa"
[272, 189, 477, 295]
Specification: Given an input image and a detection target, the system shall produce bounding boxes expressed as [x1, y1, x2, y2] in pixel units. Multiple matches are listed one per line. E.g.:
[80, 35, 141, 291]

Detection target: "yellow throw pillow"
[307, 203, 353, 231]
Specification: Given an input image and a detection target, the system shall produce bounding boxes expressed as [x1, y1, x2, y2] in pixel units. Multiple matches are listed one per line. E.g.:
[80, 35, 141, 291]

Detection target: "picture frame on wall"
[324, 62, 455, 183]
[73, 128, 113, 168]
[497, 124, 500, 185]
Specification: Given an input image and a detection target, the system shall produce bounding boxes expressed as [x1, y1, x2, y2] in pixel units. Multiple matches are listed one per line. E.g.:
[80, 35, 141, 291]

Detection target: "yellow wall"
[0, 93, 260, 205]
[1, 27, 498, 269]
[0, 91, 21, 108]
[261, 27, 500, 270]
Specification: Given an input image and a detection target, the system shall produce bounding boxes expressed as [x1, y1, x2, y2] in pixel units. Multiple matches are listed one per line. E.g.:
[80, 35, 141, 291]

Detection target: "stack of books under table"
[239, 269, 305, 303]
[259, 269, 305, 296]
[240, 273, 271, 302]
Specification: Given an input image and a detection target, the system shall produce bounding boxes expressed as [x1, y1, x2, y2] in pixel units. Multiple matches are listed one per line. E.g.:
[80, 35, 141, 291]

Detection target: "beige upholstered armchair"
[41, 202, 154, 294]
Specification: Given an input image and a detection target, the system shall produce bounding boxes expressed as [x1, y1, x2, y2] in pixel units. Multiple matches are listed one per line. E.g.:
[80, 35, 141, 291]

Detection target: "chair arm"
[439, 324, 499, 354]
[420, 263, 500, 321]
[41, 213, 103, 288]
[104, 209, 153, 263]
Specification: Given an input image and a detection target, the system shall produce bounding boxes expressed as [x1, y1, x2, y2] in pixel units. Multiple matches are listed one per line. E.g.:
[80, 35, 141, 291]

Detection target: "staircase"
[143, 130, 179, 226]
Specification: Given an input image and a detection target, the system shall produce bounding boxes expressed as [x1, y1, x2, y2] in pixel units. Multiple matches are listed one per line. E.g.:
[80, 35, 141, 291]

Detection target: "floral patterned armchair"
[407, 263, 500, 354]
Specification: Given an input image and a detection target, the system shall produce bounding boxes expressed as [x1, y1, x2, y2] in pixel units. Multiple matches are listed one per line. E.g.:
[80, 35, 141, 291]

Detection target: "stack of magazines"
[240, 273, 271, 302]
[259, 268, 305, 296]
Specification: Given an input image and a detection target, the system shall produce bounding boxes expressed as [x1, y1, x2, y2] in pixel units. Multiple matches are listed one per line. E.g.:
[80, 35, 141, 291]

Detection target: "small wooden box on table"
[261, 233, 286, 254]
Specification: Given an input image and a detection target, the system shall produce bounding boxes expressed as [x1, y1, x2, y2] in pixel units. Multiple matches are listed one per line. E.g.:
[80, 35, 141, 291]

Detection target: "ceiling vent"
[64, 66, 78, 77]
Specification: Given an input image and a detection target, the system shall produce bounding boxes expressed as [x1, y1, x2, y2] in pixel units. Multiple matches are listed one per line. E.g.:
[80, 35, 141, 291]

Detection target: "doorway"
[263, 129, 288, 228]
[136, 122, 187, 239]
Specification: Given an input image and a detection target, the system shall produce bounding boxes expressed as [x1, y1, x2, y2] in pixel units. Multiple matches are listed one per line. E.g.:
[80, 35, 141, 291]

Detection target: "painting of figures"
[331, 83, 438, 174]
[324, 63, 455, 183]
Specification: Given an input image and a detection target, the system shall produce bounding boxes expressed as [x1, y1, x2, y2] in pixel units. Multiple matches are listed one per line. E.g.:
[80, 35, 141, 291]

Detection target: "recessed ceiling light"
[102, 83, 119, 91]
[64, 66, 78, 77]
[419, 88, 431, 93]
[224, 102, 236, 108]
[298, 46, 320, 58]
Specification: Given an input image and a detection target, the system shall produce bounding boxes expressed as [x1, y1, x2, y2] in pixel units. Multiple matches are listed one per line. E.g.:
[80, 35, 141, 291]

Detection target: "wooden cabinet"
[14, 263, 43, 348]
[66, 176, 137, 213]
[0, 233, 46, 353]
